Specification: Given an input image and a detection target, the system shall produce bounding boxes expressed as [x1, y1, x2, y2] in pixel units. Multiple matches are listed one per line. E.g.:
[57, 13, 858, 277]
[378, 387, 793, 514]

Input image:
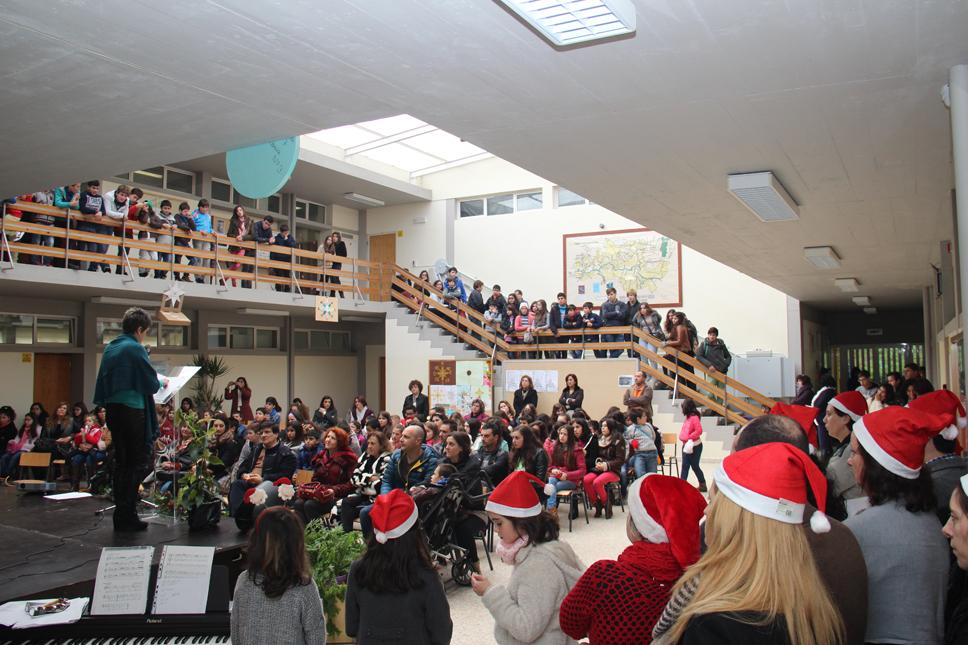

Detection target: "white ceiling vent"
[728, 172, 799, 222]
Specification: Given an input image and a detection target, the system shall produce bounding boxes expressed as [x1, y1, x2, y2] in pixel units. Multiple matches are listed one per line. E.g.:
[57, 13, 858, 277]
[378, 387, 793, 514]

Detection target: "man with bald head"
[725, 414, 868, 645]
[357, 423, 438, 537]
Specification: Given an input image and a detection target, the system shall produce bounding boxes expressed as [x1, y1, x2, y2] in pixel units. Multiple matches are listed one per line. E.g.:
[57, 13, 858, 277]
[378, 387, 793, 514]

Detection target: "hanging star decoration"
[163, 283, 185, 309]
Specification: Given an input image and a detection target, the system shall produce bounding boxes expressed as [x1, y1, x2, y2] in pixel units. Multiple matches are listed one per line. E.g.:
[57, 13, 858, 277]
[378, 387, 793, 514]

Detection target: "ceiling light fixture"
[728, 172, 800, 222]
[237, 308, 290, 317]
[343, 192, 385, 208]
[804, 246, 842, 269]
[834, 278, 860, 292]
[852, 296, 871, 306]
[91, 296, 160, 307]
[497, 0, 636, 47]
[863, 307, 878, 315]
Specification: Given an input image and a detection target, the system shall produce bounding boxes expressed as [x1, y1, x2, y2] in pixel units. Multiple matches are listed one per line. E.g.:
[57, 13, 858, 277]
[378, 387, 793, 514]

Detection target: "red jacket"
[545, 442, 586, 481]
[559, 541, 685, 645]
[310, 449, 358, 499]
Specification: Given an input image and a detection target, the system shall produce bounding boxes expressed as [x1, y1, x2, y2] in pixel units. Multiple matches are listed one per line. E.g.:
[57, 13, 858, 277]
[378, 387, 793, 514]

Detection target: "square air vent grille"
[728, 172, 799, 222]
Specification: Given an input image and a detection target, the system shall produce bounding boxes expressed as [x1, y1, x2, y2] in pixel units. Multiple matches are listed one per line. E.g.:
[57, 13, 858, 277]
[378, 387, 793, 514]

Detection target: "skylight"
[497, 0, 636, 47]
[304, 115, 491, 179]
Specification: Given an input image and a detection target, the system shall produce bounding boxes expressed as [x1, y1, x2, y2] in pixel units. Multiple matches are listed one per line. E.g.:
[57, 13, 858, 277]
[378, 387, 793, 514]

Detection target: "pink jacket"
[679, 415, 702, 443]
[514, 313, 535, 332]
[545, 442, 586, 481]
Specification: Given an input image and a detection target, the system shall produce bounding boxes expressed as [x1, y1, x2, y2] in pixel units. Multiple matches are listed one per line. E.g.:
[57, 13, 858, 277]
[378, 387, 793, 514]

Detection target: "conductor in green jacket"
[93, 307, 168, 531]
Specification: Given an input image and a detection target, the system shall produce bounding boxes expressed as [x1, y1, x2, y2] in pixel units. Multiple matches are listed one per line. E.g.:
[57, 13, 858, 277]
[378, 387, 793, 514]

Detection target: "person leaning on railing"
[77, 180, 108, 272]
[51, 182, 81, 268]
[172, 201, 197, 281]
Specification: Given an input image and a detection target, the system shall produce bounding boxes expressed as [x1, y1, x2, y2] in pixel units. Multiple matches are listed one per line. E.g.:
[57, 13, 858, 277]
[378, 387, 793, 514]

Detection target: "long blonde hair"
[665, 494, 844, 645]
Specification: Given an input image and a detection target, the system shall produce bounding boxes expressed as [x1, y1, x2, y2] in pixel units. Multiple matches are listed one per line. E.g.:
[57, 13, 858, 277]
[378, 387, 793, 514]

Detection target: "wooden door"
[368, 233, 396, 301]
[33, 353, 72, 413]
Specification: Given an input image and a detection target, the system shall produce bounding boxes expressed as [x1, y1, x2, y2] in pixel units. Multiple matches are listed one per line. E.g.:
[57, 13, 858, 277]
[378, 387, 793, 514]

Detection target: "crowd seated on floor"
[6, 358, 968, 645]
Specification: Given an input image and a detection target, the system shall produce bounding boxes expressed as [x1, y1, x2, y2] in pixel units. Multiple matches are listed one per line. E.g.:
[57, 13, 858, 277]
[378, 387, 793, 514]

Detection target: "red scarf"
[616, 540, 684, 584]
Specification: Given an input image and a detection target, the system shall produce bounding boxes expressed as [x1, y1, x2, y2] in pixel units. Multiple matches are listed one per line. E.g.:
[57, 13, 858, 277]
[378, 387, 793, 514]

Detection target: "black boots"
[605, 497, 613, 520]
[594, 502, 603, 518]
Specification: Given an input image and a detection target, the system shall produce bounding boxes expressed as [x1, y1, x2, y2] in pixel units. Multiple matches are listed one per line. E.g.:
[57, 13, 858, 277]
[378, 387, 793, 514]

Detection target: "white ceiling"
[2, 0, 967, 309]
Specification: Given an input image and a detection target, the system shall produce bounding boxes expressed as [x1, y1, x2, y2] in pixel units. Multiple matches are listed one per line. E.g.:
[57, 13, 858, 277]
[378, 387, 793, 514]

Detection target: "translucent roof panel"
[304, 114, 490, 177]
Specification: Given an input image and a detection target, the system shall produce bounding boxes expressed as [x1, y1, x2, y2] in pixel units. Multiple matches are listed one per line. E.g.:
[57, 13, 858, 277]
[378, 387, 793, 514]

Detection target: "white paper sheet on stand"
[91, 546, 154, 615]
[151, 545, 215, 615]
[154, 365, 200, 404]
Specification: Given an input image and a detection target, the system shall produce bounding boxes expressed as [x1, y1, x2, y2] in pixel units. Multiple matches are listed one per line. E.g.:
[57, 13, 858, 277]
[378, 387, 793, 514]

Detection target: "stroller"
[417, 473, 490, 586]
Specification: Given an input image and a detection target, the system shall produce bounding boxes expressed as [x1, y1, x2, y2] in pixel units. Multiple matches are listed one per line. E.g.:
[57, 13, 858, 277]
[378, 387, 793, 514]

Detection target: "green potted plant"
[191, 354, 229, 413]
[304, 519, 365, 642]
[174, 411, 224, 531]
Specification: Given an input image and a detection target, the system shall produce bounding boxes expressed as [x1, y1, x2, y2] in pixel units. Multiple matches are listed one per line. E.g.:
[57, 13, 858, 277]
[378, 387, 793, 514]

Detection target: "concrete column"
[923, 286, 936, 383]
[949, 65, 968, 349]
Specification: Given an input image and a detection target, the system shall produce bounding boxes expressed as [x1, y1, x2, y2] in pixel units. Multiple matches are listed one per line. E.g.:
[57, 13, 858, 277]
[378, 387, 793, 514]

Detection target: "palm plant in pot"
[174, 411, 224, 531]
[191, 354, 229, 413]
[304, 519, 365, 641]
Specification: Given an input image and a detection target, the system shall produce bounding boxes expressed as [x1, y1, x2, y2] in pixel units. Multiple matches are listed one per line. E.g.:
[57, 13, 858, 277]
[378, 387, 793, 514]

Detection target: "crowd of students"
[5, 185, 348, 292]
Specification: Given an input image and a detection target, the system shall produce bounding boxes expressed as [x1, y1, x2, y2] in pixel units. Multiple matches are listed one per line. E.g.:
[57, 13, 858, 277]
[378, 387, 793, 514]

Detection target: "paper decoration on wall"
[158, 283, 190, 326]
[429, 360, 492, 416]
[314, 296, 339, 323]
[429, 360, 456, 386]
[226, 137, 300, 199]
[504, 369, 559, 393]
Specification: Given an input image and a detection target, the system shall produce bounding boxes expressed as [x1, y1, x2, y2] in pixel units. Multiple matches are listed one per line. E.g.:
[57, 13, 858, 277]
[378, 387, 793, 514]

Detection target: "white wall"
[331, 204, 359, 231]
[212, 355, 288, 411]
[368, 200, 448, 270]
[293, 355, 359, 416]
[0, 351, 35, 413]
[364, 345, 385, 411]
[384, 317, 463, 413]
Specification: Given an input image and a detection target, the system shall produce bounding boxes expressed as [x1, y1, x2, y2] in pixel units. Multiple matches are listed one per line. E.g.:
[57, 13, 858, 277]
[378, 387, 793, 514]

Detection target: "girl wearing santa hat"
[344, 489, 453, 644]
[559, 474, 706, 644]
[844, 406, 951, 644]
[651, 442, 844, 645]
[471, 471, 585, 645]
[822, 390, 869, 519]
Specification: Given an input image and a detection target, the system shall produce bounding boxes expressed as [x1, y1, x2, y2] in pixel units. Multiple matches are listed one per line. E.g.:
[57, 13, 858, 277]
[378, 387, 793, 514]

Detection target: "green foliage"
[173, 411, 222, 513]
[304, 520, 365, 638]
[191, 354, 229, 413]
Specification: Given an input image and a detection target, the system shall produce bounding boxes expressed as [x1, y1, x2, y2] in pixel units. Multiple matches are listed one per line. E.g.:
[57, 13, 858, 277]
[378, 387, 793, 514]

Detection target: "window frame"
[0, 312, 75, 346]
[293, 328, 353, 353]
[208, 324, 281, 351]
[97, 319, 187, 348]
[458, 189, 544, 218]
[294, 197, 327, 225]
[555, 186, 589, 208]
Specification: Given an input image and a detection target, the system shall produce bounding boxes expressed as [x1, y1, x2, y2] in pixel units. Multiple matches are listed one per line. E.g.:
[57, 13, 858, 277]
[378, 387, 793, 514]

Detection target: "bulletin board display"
[428, 359, 493, 416]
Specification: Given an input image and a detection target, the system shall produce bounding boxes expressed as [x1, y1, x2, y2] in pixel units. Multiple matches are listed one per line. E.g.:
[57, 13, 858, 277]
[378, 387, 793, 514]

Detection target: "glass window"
[267, 194, 281, 214]
[459, 199, 484, 218]
[516, 191, 542, 211]
[556, 187, 586, 207]
[211, 180, 231, 203]
[114, 172, 131, 181]
[486, 194, 513, 216]
[230, 327, 254, 350]
[255, 328, 278, 349]
[160, 325, 188, 347]
[97, 319, 123, 345]
[133, 167, 164, 189]
[35, 318, 73, 344]
[208, 326, 228, 349]
[294, 200, 307, 220]
[0, 314, 33, 344]
[308, 203, 325, 223]
[310, 330, 331, 350]
[165, 168, 194, 194]
[331, 332, 351, 352]
[294, 330, 309, 351]
[233, 190, 258, 210]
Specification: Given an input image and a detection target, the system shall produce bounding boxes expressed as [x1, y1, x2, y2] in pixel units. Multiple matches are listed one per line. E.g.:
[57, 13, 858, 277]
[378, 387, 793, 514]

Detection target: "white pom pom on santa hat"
[810, 510, 831, 534]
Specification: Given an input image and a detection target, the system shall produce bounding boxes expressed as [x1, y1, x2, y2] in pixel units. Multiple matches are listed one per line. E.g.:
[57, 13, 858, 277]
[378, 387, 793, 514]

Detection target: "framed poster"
[428, 359, 493, 416]
[563, 228, 682, 307]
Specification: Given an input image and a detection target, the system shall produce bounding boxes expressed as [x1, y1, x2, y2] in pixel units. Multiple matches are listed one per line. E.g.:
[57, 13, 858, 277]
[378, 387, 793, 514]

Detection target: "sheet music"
[154, 365, 201, 404]
[152, 545, 215, 615]
[91, 547, 153, 615]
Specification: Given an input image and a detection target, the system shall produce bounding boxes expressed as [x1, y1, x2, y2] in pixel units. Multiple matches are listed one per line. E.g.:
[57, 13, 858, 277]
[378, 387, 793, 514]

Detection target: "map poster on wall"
[429, 360, 492, 416]
[563, 228, 682, 308]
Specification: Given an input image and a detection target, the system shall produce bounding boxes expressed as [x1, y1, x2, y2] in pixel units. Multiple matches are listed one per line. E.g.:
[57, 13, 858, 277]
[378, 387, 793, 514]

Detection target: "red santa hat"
[829, 391, 868, 421]
[907, 389, 966, 441]
[628, 474, 708, 568]
[853, 406, 949, 479]
[715, 442, 831, 533]
[370, 489, 419, 544]
[769, 402, 819, 449]
[485, 470, 545, 517]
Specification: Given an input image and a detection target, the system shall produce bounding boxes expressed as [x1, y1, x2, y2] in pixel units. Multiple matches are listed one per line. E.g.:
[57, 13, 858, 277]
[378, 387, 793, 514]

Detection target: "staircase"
[385, 301, 486, 361]
[650, 387, 736, 475]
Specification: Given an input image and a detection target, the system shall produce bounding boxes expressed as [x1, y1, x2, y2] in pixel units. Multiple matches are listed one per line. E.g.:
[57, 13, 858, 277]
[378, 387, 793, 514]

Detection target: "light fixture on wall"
[343, 192, 385, 208]
[852, 296, 871, 306]
[728, 172, 800, 222]
[496, 0, 636, 47]
[863, 307, 878, 315]
[91, 296, 160, 307]
[834, 278, 859, 292]
[804, 246, 841, 269]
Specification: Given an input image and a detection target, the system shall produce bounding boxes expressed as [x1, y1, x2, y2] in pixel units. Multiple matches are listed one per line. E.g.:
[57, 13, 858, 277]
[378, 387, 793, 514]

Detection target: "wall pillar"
[949, 65, 968, 358]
